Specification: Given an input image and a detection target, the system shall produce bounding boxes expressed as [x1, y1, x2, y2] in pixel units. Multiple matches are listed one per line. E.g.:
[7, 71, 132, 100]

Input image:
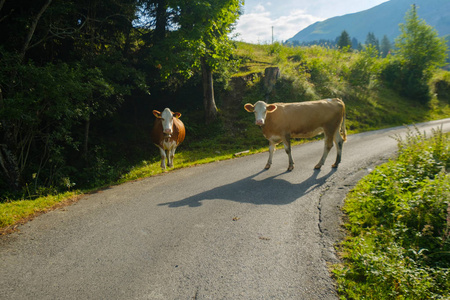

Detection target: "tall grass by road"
[334, 128, 450, 299]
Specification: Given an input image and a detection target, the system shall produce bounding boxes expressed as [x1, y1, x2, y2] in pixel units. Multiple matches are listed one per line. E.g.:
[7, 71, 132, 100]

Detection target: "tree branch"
[19, 0, 53, 62]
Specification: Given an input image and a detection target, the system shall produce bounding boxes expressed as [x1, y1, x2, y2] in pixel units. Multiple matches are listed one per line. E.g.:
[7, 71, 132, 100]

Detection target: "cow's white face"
[153, 108, 182, 136]
[161, 108, 175, 135]
[244, 101, 277, 126]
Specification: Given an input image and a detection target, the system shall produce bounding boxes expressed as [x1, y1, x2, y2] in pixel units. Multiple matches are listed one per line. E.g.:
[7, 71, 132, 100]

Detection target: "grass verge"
[333, 127, 450, 299]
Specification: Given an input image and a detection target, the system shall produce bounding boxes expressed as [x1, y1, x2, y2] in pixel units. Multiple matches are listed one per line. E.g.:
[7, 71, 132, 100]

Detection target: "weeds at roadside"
[334, 128, 450, 299]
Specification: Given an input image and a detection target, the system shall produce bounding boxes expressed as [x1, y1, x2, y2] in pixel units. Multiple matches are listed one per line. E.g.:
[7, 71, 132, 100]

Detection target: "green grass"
[1, 42, 450, 231]
[0, 192, 79, 229]
[333, 128, 450, 299]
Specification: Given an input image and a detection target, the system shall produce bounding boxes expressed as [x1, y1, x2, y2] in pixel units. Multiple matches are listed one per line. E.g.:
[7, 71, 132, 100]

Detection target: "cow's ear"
[153, 110, 162, 118]
[266, 104, 277, 113]
[244, 103, 254, 112]
[173, 112, 182, 119]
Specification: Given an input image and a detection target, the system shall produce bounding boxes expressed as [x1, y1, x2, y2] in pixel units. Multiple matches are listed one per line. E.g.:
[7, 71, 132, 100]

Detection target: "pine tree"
[380, 35, 392, 58]
[395, 4, 448, 71]
[365, 32, 380, 53]
[390, 4, 448, 102]
[337, 30, 352, 51]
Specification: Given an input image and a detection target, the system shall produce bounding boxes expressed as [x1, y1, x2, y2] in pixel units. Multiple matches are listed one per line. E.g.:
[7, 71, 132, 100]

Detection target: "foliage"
[337, 30, 352, 51]
[380, 35, 392, 58]
[432, 70, 450, 102]
[383, 4, 449, 103]
[335, 128, 450, 299]
[365, 32, 380, 54]
[0, 0, 243, 197]
[137, 0, 242, 86]
[347, 45, 382, 88]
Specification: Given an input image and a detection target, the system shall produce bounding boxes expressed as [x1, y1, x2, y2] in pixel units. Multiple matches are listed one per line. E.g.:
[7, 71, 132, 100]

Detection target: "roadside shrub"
[432, 71, 450, 102]
[348, 46, 382, 88]
[335, 127, 450, 299]
[380, 58, 431, 104]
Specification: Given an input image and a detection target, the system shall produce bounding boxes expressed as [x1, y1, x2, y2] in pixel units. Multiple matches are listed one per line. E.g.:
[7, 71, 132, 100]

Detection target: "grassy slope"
[1, 42, 450, 231]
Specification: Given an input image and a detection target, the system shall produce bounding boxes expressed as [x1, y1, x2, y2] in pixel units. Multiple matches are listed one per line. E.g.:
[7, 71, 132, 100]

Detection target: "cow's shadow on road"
[158, 168, 337, 208]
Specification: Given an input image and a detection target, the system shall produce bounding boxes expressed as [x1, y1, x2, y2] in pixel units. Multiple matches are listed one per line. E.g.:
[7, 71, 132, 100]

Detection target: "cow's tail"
[341, 106, 347, 142]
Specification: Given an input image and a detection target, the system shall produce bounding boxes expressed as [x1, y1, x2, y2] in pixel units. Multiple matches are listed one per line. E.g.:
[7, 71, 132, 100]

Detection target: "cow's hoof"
[264, 164, 271, 170]
[314, 164, 322, 170]
[287, 166, 294, 171]
[332, 164, 339, 168]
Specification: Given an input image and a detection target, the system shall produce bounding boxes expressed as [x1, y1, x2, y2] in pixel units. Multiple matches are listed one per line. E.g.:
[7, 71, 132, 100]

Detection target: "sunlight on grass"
[0, 192, 79, 228]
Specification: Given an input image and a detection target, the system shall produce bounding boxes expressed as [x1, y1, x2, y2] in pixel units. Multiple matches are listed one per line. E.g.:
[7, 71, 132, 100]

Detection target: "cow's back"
[264, 98, 345, 138]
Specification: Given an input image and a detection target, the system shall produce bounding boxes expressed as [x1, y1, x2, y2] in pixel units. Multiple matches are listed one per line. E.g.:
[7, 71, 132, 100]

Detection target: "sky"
[234, 0, 390, 44]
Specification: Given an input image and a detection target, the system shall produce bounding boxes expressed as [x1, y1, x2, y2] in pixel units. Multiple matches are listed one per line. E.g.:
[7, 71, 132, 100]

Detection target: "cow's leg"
[283, 135, 294, 171]
[168, 147, 176, 168]
[332, 130, 344, 168]
[158, 147, 167, 170]
[265, 141, 276, 169]
[315, 132, 334, 169]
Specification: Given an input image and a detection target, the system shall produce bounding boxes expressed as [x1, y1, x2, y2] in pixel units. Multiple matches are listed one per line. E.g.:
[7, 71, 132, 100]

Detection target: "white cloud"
[234, 8, 322, 44]
[234, 0, 389, 44]
[253, 4, 266, 13]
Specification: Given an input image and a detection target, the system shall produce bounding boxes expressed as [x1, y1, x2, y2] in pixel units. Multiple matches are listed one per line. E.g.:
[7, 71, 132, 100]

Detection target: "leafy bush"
[347, 45, 382, 88]
[432, 71, 450, 102]
[380, 58, 432, 104]
[335, 127, 450, 299]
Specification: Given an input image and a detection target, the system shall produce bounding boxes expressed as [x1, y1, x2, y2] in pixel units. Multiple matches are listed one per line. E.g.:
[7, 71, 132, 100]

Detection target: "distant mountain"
[287, 0, 450, 45]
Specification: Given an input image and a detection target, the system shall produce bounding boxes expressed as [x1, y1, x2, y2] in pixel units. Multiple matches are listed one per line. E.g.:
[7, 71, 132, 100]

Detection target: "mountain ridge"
[287, 0, 450, 44]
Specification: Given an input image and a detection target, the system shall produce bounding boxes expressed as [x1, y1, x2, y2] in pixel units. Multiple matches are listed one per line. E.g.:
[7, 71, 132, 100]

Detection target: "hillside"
[287, 0, 450, 44]
[2, 41, 450, 230]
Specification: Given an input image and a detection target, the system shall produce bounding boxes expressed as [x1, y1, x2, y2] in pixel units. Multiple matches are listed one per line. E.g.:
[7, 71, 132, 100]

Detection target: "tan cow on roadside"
[151, 108, 186, 170]
[244, 98, 346, 171]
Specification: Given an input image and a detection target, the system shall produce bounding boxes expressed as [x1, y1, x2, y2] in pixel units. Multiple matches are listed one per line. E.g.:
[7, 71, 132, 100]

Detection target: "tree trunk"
[263, 67, 280, 99]
[0, 89, 21, 191]
[83, 116, 90, 159]
[201, 56, 218, 124]
[19, 0, 52, 62]
[154, 0, 168, 42]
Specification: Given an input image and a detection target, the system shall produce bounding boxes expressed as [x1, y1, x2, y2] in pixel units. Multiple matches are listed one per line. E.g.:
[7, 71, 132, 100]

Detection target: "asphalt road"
[1, 118, 450, 300]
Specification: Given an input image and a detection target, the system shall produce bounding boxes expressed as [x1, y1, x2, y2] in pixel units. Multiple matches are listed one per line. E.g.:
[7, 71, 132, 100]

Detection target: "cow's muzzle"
[255, 119, 264, 126]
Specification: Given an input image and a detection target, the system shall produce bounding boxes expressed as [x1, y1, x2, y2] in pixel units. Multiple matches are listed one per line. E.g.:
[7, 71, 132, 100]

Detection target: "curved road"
[1, 119, 450, 299]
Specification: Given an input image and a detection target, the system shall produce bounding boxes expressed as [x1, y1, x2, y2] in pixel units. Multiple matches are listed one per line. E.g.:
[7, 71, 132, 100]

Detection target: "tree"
[380, 35, 391, 58]
[395, 4, 448, 72]
[365, 32, 379, 54]
[337, 30, 352, 51]
[138, 0, 242, 123]
[351, 37, 359, 50]
[391, 4, 448, 102]
[0, 0, 144, 193]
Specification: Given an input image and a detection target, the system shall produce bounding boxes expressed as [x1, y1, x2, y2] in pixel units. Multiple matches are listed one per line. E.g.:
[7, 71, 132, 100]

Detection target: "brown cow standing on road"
[244, 98, 346, 171]
[151, 108, 186, 170]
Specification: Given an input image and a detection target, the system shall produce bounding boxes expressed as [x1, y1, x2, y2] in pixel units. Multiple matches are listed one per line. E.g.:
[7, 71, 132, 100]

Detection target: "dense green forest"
[0, 0, 242, 197]
[0, 1, 449, 203]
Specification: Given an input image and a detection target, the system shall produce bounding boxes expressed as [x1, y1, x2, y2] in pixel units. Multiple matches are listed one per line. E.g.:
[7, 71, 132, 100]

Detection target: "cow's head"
[153, 108, 182, 136]
[244, 101, 277, 126]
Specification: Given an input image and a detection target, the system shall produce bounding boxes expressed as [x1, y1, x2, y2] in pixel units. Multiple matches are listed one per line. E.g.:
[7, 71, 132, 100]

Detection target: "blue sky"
[234, 0, 389, 43]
